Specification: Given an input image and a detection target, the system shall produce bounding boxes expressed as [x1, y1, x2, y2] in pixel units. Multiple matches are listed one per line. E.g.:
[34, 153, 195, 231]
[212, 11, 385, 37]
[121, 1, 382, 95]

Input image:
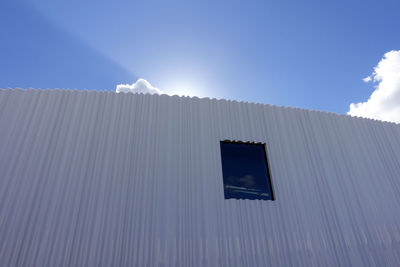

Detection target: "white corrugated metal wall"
[0, 89, 400, 266]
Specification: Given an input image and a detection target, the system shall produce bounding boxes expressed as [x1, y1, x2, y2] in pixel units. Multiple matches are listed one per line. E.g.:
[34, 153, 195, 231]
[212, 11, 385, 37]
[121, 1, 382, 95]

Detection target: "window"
[220, 141, 274, 200]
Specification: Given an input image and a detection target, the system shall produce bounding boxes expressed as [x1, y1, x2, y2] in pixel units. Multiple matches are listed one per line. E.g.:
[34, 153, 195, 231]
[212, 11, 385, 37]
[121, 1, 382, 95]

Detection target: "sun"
[165, 81, 203, 97]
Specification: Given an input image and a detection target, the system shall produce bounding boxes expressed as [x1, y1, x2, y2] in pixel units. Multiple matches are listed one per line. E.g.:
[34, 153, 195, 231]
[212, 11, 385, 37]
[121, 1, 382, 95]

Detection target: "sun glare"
[166, 81, 202, 97]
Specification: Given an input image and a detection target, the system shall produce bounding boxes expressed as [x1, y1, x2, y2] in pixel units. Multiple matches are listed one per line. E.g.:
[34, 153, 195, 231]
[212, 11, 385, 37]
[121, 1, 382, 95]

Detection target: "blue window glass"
[220, 141, 274, 200]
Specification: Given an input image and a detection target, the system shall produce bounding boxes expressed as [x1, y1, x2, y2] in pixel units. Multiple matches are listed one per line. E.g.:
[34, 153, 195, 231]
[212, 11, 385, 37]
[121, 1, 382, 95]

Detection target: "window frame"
[220, 140, 275, 201]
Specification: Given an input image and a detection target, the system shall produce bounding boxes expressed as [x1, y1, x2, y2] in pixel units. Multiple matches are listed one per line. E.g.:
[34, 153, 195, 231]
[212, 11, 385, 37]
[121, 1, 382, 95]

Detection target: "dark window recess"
[220, 141, 274, 200]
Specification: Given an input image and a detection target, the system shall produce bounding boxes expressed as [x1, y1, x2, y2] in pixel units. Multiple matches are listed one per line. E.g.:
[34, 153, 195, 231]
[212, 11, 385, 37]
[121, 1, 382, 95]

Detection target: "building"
[1, 88, 400, 266]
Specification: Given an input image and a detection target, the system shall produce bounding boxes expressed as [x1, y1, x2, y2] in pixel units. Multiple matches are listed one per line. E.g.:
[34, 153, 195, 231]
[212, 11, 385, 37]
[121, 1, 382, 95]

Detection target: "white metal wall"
[0, 88, 400, 266]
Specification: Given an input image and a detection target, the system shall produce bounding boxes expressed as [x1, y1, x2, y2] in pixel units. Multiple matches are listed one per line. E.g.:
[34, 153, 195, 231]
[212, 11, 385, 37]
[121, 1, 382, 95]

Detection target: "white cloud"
[116, 78, 165, 95]
[362, 76, 372, 83]
[348, 50, 400, 123]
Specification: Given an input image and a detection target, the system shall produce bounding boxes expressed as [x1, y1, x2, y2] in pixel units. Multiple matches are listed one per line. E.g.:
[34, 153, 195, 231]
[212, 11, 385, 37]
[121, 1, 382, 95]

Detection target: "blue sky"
[1, 0, 399, 115]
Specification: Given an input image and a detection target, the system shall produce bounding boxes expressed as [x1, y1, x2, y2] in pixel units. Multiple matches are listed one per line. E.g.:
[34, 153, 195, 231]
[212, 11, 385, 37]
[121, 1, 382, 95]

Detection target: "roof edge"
[1, 87, 399, 126]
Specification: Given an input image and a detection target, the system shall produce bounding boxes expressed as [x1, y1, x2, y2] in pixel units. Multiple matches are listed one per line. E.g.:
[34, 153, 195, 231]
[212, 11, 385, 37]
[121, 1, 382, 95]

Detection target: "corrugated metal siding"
[0, 88, 400, 266]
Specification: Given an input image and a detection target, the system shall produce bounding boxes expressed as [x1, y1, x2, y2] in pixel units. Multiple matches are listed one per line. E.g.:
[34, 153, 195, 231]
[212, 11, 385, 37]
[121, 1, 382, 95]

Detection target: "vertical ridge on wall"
[0, 89, 400, 266]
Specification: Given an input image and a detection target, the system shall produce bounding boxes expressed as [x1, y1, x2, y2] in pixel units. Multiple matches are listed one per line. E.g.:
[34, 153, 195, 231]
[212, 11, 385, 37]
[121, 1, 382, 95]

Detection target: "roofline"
[1, 87, 399, 126]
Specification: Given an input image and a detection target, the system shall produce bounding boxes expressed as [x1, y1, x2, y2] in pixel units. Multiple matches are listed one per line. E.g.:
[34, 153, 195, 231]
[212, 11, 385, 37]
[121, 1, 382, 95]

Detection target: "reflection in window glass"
[220, 141, 274, 200]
